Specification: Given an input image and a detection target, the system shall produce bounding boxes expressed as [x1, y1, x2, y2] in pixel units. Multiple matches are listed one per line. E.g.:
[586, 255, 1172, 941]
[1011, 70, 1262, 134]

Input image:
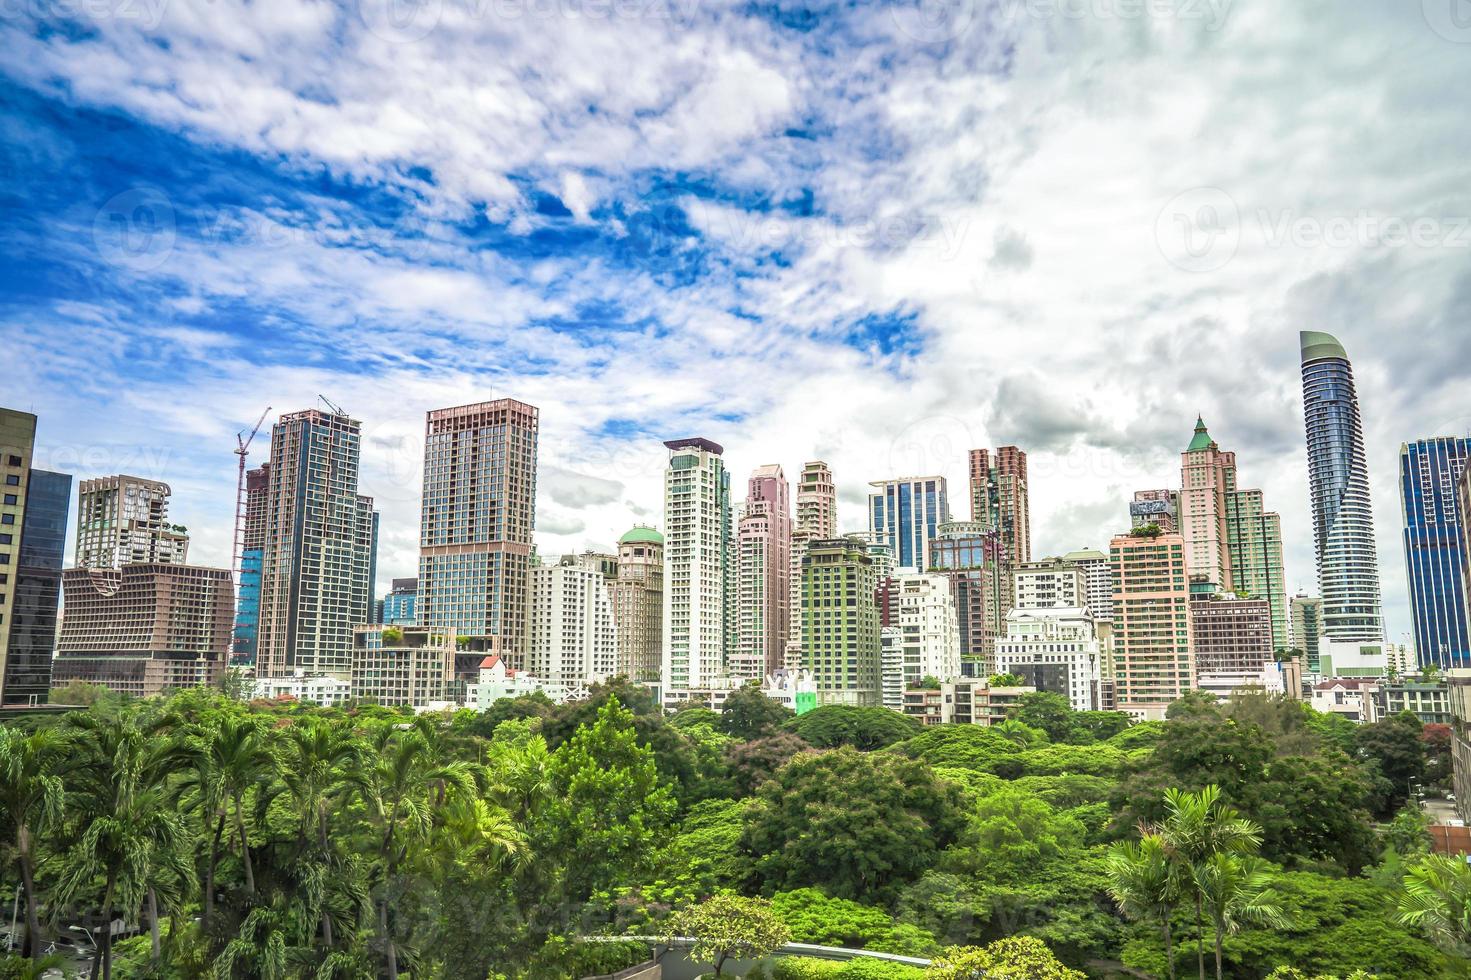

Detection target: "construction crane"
[318, 394, 346, 416]
[232, 406, 272, 579]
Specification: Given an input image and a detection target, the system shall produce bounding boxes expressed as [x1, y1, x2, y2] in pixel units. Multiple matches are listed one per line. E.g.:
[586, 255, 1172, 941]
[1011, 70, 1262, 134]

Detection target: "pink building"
[736, 464, 792, 680]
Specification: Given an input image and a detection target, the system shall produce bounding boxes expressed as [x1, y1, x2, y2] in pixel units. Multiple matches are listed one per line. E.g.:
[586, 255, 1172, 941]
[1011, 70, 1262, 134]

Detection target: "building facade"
[795, 460, 838, 538]
[890, 568, 962, 688]
[662, 438, 734, 699]
[929, 521, 1004, 675]
[994, 605, 1102, 711]
[351, 625, 457, 708]
[52, 563, 233, 697]
[0, 410, 71, 705]
[1014, 558, 1087, 611]
[232, 463, 270, 664]
[868, 476, 949, 572]
[528, 554, 618, 690]
[1189, 593, 1276, 698]
[1291, 594, 1326, 672]
[1400, 437, 1471, 667]
[735, 464, 791, 680]
[1180, 417, 1237, 590]
[1110, 529, 1194, 719]
[1130, 489, 1180, 533]
[418, 399, 539, 677]
[75, 475, 189, 569]
[969, 446, 1030, 566]
[381, 577, 418, 625]
[1062, 549, 1114, 624]
[800, 537, 881, 706]
[1300, 330, 1385, 641]
[1225, 488, 1289, 652]
[612, 526, 663, 683]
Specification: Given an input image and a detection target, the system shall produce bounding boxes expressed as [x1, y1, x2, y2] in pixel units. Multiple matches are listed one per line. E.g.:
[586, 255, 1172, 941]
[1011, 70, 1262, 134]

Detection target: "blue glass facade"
[381, 578, 418, 625]
[5, 469, 71, 704]
[233, 547, 263, 664]
[868, 478, 948, 570]
[1400, 437, 1471, 667]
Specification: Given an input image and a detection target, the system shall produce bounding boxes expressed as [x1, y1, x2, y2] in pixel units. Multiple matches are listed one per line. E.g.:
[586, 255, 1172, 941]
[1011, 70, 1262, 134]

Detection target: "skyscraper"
[1110, 528, 1194, 719]
[417, 399, 539, 677]
[801, 537, 881, 706]
[0, 409, 71, 705]
[1400, 437, 1471, 666]
[868, 476, 949, 571]
[612, 526, 663, 683]
[735, 464, 791, 681]
[1225, 488, 1288, 651]
[969, 446, 1030, 565]
[1180, 417, 1236, 590]
[74, 475, 190, 569]
[1061, 548, 1114, 624]
[1190, 592, 1276, 699]
[256, 408, 378, 679]
[1300, 331, 1384, 641]
[661, 437, 733, 699]
[796, 460, 837, 538]
[1290, 594, 1325, 672]
[380, 577, 418, 625]
[528, 554, 617, 691]
[889, 568, 961, 686]
[233, 463, 269, 664]
[928, 521, 1004, 675]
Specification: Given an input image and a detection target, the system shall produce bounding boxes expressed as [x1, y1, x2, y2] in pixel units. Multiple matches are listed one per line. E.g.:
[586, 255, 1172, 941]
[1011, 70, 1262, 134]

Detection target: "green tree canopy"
[783, 705, 921, 751]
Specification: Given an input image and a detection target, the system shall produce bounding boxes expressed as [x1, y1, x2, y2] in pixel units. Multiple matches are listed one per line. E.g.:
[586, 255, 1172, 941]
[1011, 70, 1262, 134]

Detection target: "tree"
[1193, 854, 1287, 979]
[1396, 854, 1471, 956]
[770, 888, 938, 955]
[988, 673, 1025, 688]
[743, 747, 964, 901]
[1009, 692, 1076, 743]
[725, 732, 812, 796]
[939, 786, 1085, 886]
[783, 704, 920, 750]
[925, 937, 1085, 979]
[720, 685, 794, 740]
[672, 893, 790, 976]
[1106, 835, 1181, 980]
[0, 727, 68, 961]
[1382, 805, 1432, 859]
[1353, 711, 1425, 818]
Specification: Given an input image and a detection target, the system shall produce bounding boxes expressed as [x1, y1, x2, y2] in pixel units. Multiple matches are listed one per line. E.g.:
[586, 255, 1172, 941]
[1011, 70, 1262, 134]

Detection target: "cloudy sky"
[3, 0, 1469, 640]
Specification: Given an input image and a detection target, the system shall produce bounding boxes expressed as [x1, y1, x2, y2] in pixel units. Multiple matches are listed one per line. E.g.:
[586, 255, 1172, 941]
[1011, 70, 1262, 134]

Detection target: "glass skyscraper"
[1399, 437, 1471, 667]
[867, 476, 949, 571]
[1300, 331, 1384, 642]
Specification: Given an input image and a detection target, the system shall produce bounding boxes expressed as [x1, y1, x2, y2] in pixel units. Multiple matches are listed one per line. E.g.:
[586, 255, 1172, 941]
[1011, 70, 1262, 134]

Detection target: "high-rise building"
[1061, 548, 1114, 624]
[1014, 558, 1087, 610]
[1225, 489, 1288, 651]
[256, 408, 378, 680]
[51, 563, 233, 697]
[1110, 529, 1195, 719]
[890, 568, 962, 687]
[1300, 331, 1384, 641]
[528, 554, 618, 691]
[1190, 593, 1276, 699]
[233, 463, 269, 664]
[418, 399, 539, 678]
[995, 605, 1102, 711]
[612, 525, 663, 683]
[800, 537, 880, 706]
[351, 625, 456, 708]
[1130, 489, 1179, 533]
[0, 410, 71, 705]
[796, 460, 838, 538]
[1180, 418, 1237, 590]
[1400, 437, 1471, 667]
[735, 464, 791, 681]
[929, 521, 1004, 676]
[74, 475, 189, 569]
[969, 446, 1030, 566]
[662, 437, 734, 698]
[1290, 594, 1326, 673]
[381, 577, 418, 625]
[868, 476, 949, 572]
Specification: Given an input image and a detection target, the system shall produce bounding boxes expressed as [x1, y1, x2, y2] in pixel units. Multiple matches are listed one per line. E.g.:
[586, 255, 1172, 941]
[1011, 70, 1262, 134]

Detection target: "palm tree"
[279, 719, 360, 857]
[1106, 834, 1182, 980]
[1397, 853, 1471, 955]
[0, 726, 69, 961]
[1152, 786, 1262, 978]
[1194, 854, 1287, 979]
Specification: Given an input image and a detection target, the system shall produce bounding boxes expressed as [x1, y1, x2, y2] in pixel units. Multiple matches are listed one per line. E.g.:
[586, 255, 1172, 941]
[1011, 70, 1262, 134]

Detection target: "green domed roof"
[1187, 415, 1215, 452]
[619, 526, 664, 545]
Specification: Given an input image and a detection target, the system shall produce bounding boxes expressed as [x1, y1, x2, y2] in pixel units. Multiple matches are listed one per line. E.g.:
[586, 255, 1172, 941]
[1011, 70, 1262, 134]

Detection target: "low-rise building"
[1447, 669, 1471, 823]
[1378, 680, 1452, 725]
[1310, 679, 1379, 723]
[463, 654, 566, 709]
[351, 626, 456, 708]
[252, 672, 352, 707]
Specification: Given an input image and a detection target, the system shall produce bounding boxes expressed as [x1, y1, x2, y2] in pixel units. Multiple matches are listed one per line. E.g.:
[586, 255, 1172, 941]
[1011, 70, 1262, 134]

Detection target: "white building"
[880, 626, 904, 710]
[464, 654, 578, 709]
[1014, 560, 1087, 611]
[252, 672, 351, 707]
[662, 438, 734, 702]
[891, 568, 962, 687]
[994, 605, 1102, 711]
[528, 554, 618, 690]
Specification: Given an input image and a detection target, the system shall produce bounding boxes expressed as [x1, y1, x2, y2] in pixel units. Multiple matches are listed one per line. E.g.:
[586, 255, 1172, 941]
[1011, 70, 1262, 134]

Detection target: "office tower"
[1061, 548, 1114, 623]
[1400, 438, 1471, 666]
[868, 476, 949, 571]
[233, 463, 269, 664]
[796, 460, 838, 538]
[75, 475, 189, 569]
[995, 606, 1102, 711]
[1290, 594, 1326, 672]
[1300, 331, 1384, 641]
[1110, 529, 1195, 719]
[1180, 417, 1237, 590]
[612, 526, 663, 683]
[929, 521, 1004, 675]
[381, 577, 418, 626]
[890, 569, 962, 686]
[969, 446, 1030, 565]
[528, 555, 618, 690]
[256, 408, 378, 679]
[735, 464, 791, 680]
[0, 410, 71, 705]
[51, 564, 233, 697]
[351, 625, 456, 708]
[661, 437, 734, 698]
[418, 399, 539, 677]
[1130, 489, 1179, 533]
[1014, 558, 1087, 610]
[1190, 593, 1276, 699]
[800, 537, 880, 706]
[1225, 488, 1289, 651]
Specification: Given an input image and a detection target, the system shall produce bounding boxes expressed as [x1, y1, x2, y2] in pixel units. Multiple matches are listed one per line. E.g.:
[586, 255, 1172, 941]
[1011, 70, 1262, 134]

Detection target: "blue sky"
[4, 0, 1471, 641]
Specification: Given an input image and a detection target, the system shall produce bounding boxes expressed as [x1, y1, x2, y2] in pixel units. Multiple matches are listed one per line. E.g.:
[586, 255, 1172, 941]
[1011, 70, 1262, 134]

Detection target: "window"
[5, 456, 17, 466]
[0, 515, 11, 525]
[3, 476, 16, 486]
[2, 495, 13, 505]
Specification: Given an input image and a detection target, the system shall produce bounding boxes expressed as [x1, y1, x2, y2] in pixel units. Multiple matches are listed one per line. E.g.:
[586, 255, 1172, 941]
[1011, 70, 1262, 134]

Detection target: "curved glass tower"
[1300, 331, 1384, 642]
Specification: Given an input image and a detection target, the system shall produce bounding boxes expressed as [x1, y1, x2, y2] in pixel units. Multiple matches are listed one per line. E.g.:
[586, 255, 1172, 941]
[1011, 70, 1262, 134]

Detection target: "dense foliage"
[0, 683, 1464, 979]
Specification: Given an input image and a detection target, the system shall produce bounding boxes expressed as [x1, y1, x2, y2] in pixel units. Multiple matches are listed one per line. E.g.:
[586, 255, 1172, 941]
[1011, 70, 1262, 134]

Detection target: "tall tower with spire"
[1301, 331, 1384, 642]
[1180, 416, 1237, 590]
